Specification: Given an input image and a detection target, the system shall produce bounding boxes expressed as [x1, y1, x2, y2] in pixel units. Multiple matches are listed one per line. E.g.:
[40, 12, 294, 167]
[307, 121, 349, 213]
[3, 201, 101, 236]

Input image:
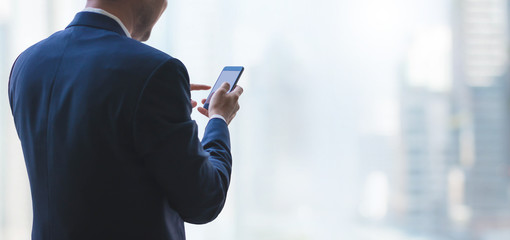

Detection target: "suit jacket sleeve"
[133, 58, 232, 224]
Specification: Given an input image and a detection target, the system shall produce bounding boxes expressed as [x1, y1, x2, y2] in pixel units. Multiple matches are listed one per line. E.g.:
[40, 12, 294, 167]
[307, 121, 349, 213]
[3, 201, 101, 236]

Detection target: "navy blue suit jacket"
[8, 12, 232, 240]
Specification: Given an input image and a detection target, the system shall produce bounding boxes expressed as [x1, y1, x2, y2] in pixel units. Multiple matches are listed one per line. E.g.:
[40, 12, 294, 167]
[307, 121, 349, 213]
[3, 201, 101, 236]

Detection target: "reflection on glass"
[1, 0, 510, 239]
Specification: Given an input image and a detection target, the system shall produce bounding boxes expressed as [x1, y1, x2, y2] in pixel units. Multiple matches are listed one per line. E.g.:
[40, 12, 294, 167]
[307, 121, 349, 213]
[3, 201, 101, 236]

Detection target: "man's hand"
[190, 84, 211, 108]
[198, 82, 243, 125]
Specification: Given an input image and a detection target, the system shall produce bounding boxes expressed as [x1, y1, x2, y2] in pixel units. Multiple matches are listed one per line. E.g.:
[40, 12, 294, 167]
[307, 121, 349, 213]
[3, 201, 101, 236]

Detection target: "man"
[8, 0, 243, 239]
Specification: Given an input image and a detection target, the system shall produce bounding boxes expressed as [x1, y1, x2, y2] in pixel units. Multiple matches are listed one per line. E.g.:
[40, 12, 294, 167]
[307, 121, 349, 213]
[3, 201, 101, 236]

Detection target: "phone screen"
[204, 67, 244, 109]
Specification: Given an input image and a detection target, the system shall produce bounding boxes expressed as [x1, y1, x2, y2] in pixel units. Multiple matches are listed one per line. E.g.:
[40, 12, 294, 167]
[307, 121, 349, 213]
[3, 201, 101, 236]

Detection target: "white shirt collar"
[82, 7, 132, 38]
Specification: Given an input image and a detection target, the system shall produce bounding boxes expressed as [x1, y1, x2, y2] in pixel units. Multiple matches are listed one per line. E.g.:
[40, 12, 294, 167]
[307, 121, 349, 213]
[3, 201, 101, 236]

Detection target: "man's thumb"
[218, 82, 230, 92]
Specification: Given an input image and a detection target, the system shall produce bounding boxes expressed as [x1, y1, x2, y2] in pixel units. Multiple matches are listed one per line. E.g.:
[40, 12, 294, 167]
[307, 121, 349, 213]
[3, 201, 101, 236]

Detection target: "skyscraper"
[396, 27, 453, 239]
[451, 0, 510, 238]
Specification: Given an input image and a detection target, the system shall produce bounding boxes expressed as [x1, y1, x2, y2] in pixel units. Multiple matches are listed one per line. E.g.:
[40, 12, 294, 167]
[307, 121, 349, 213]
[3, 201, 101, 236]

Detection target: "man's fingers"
[231, 85, 244, 96]
[190, 84, 211, 91]
[201, 99, 206, 104]
[197, 107, 209, 117]
[208, 82, 243, 124]
[191, 99, 198, 108]
[217, 82, 230, 93]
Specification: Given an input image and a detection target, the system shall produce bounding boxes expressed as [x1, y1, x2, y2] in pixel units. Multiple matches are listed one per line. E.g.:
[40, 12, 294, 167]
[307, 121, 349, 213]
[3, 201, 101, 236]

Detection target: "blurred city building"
[357, 134, 394, 222]
[396, 27, 453, 239]
[396, 0, 510, 240]
[452, 0, 510, 239]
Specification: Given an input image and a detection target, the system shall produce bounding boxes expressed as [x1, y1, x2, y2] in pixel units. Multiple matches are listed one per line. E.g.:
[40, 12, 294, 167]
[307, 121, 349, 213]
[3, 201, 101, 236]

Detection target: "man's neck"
[85, 1, 136, 39]
[83, 8, 132, 38]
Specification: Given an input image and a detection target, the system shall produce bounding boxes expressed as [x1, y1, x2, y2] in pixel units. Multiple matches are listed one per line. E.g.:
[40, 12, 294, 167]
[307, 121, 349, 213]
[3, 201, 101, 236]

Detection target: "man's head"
[130, 0, 168, 41]
[86, 0, 168, 42]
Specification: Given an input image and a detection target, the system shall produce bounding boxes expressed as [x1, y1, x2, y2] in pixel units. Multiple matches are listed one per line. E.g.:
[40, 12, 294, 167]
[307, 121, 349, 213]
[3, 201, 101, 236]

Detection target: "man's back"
[9, 12, 233, 240]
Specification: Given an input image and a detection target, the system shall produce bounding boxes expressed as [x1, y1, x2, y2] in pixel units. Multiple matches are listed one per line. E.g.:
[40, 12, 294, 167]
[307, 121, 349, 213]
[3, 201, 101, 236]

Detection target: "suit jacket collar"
[66, 12, 128, 37]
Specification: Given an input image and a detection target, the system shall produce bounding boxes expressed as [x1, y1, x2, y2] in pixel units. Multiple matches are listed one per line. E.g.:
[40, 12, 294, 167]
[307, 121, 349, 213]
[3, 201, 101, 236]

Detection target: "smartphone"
[203, 66, 244, 110]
